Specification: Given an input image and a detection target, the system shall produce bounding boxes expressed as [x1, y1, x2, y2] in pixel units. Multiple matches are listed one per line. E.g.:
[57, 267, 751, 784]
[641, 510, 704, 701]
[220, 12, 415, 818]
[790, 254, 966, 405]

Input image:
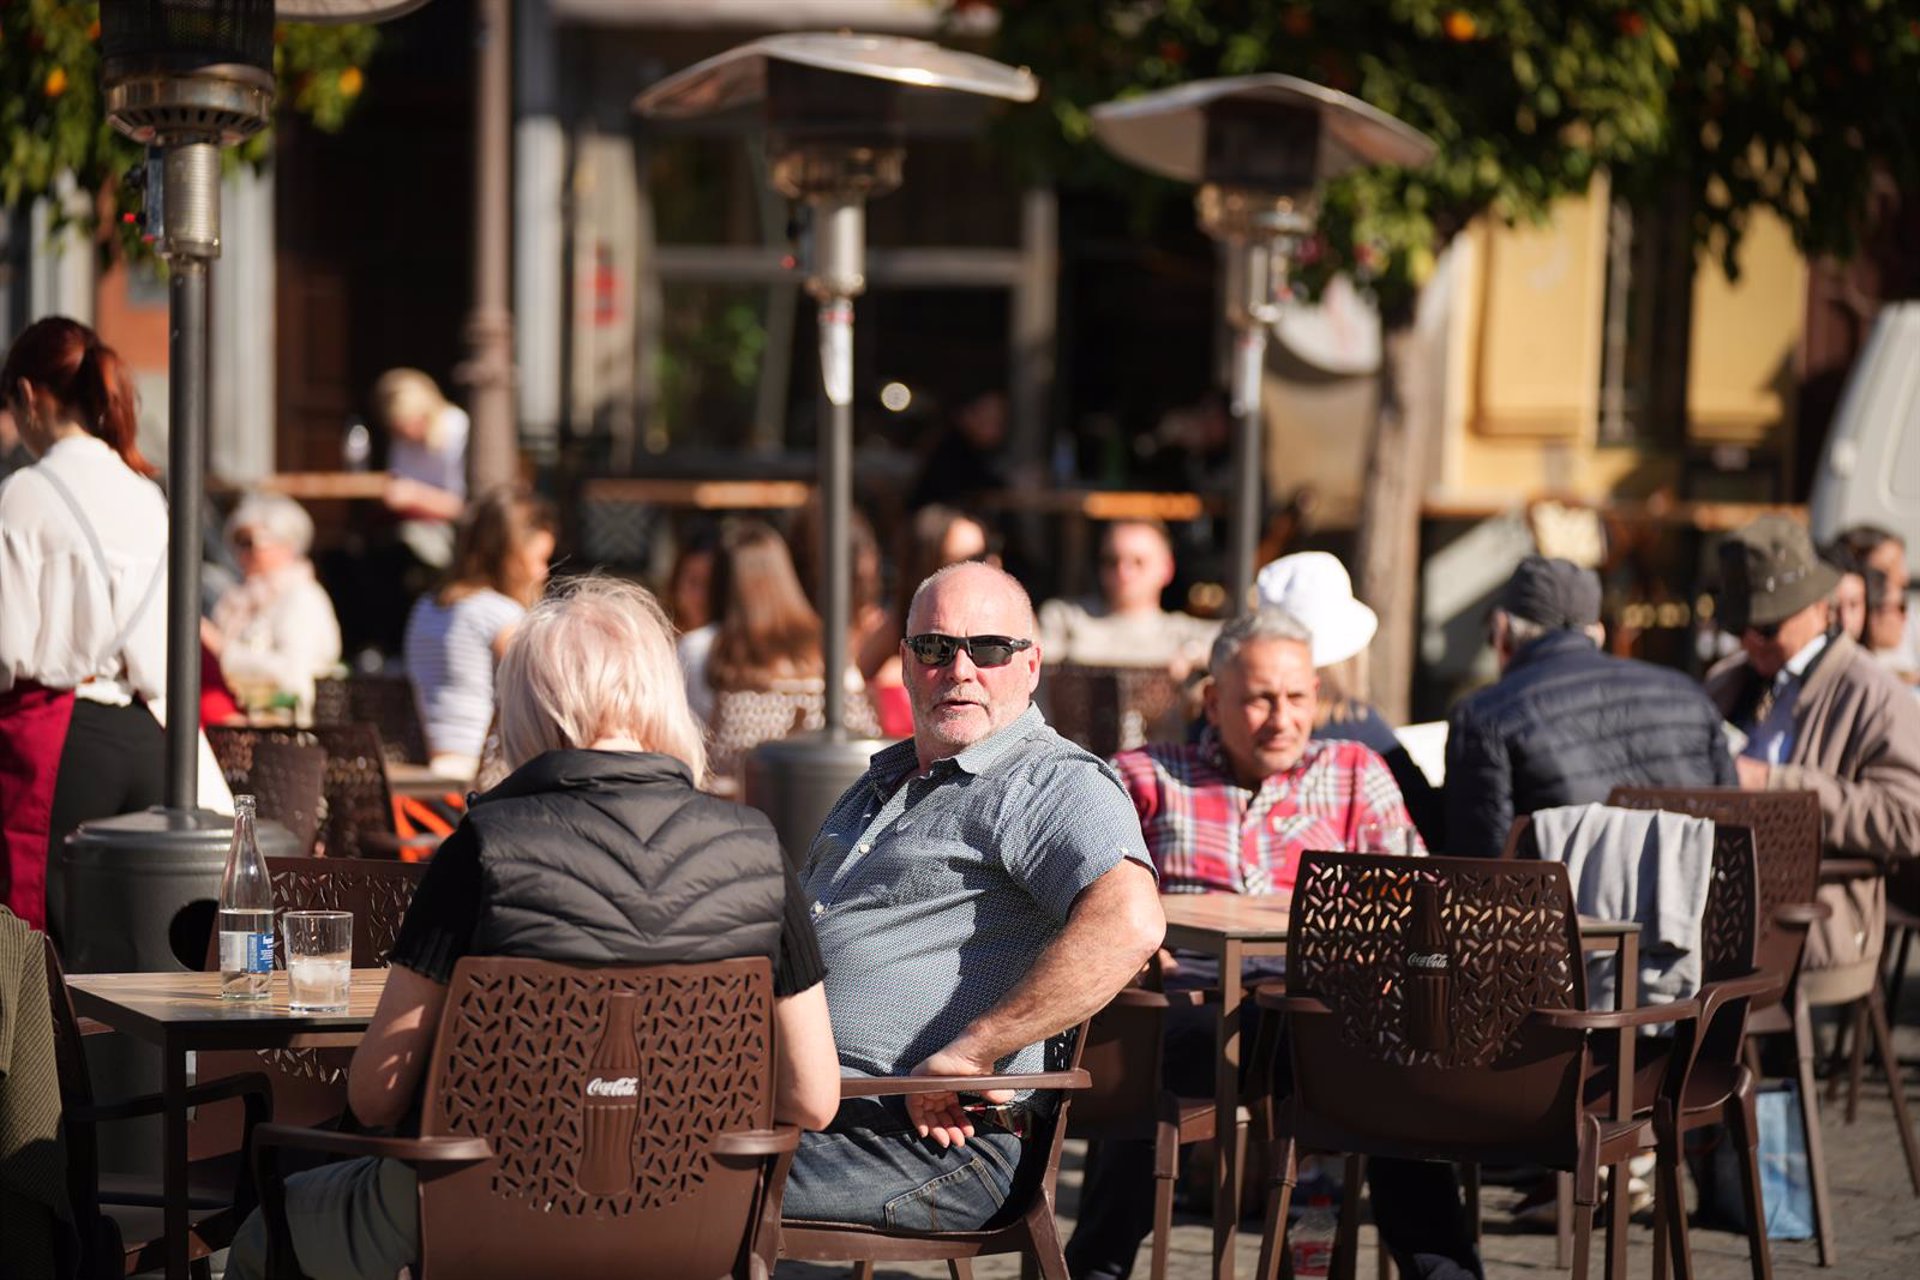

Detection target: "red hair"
[2, 316, 153, 476]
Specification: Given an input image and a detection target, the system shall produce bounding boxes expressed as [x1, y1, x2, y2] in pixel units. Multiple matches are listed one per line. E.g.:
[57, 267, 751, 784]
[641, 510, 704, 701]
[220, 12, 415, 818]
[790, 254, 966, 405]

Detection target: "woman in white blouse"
[204, 491, 343, 723]
[0, 317, 169, 933]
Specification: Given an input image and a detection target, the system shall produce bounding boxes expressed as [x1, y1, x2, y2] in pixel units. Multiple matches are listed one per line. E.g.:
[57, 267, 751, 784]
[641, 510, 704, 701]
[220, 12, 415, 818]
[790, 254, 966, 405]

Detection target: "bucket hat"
[1254, 552, 1378, 667]
[1718, 514, 1842, 632]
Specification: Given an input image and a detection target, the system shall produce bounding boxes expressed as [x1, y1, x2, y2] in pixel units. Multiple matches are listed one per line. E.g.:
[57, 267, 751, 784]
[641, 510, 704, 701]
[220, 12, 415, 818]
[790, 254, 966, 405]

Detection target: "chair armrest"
[1254, 990, 1327, 1016]
[838, 1069, 1091, 1098]
[1106, 987, 1220, 1010]
[252, 1122, 493, 1166]
[1694, 971, 1781, 1007]
[1532, 1000, 1699, 1032]
[1773, 902, 1832, 927]
[711, 1126, 802, 1159]
[1820, 857, 1883, 883]
[69, 1071, 273, 1125]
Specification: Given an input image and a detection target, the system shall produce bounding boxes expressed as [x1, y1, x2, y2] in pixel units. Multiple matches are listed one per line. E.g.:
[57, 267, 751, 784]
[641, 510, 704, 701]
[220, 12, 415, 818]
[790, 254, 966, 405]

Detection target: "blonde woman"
[224, 575, 840, 1280]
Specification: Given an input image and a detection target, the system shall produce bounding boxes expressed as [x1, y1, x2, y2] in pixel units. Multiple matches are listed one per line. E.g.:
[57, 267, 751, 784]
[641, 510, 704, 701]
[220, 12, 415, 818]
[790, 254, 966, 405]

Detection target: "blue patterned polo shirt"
[801, 704, 1154, 1080]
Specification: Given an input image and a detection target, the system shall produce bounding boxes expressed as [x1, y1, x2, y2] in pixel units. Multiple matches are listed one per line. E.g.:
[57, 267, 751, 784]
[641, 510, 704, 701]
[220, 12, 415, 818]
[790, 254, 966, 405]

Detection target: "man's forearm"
[946, 859, 1163, 1068]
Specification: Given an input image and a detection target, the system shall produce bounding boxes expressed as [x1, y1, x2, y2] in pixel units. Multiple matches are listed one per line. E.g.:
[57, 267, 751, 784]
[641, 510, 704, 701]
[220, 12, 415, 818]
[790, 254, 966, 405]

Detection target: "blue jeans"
[782, 1097, 1026, 1231]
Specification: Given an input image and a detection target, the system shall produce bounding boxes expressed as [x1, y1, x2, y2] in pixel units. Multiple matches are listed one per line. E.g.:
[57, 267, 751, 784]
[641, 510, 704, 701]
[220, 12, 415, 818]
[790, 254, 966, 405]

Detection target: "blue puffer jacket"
[1443, 630, 1736, 857]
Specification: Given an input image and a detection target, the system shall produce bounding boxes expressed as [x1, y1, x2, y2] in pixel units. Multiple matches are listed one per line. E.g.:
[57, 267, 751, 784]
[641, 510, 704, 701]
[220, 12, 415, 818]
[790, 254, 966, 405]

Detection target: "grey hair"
[906, 560, 1037, 637]
[226, 490, 315, 557]
[495, 574, 707, 780]
[1495, 609, 1547, 650]
[1209, 608, 1314, 676]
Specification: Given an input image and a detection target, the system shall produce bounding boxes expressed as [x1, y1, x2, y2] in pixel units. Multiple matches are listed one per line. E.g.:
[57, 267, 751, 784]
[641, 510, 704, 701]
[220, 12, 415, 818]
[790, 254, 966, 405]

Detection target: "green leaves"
[0, 4, 380, 257]
[989, 0, 1920, 308]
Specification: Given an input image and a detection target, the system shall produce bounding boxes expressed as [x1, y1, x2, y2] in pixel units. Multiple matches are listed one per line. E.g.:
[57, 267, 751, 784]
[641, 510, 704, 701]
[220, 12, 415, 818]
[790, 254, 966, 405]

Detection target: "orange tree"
[1, 1, 377, 253]
[988, 0, 1920, 715]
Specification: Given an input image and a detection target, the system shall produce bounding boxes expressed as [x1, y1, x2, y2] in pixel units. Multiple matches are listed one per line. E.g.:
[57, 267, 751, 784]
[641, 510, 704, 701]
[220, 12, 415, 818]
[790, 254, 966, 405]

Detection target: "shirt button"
[811, 902, 825, 919]
[856, 842, 871, 854]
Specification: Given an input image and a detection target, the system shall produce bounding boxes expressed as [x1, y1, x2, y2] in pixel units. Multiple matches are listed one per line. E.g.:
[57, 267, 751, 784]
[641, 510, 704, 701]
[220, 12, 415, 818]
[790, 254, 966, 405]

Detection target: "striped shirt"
[403, 589, 523, 760]
[1115, 735, 1422, 895]
[802, 704, 1154, 1081]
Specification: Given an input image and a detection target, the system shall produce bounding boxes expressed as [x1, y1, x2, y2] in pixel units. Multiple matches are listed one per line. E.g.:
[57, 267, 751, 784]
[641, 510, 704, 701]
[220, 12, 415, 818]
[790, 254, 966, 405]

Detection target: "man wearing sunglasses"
[1706, 514, 1920, 1003]
[783, 560, 1166, 1232]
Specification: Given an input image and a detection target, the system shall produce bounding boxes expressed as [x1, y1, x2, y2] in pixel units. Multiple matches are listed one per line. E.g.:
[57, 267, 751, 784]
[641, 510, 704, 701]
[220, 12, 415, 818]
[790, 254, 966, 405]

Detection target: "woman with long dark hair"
[683, 521, 878, 790]
[0, 317, 168, 933]
[403, 486, 556, 781]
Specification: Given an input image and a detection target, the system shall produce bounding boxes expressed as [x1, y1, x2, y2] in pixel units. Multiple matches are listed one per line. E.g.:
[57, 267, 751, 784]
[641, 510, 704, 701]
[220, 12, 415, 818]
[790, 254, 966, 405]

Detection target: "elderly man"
[1707, 514, 1920, 1000]
[1038, 519, 1217, 668]
[1067, 610, 1483, 1280]
[785, 560, 1165, 1229]
[1446, 555, 1735, 857]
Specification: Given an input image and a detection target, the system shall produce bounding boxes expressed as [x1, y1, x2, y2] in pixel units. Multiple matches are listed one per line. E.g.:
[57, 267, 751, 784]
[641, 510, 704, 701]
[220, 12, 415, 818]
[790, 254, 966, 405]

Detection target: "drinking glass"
[282, 910, 353, 1012]
[1355, 821, 1416, 856]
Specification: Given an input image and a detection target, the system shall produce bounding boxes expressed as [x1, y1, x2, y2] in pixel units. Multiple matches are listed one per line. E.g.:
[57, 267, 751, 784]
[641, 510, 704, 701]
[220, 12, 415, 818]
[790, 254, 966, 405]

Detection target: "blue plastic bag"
[1711, 1080, 1813, 1240]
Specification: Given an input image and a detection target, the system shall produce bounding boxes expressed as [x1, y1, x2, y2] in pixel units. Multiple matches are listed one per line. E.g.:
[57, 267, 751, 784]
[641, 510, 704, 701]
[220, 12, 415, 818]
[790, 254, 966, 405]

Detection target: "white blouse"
[0, 435, 170, 706]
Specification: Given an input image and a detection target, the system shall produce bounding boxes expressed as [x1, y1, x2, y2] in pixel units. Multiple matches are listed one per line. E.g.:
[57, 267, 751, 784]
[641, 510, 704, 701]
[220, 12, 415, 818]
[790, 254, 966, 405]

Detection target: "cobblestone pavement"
[781, 952, 1920, 1278]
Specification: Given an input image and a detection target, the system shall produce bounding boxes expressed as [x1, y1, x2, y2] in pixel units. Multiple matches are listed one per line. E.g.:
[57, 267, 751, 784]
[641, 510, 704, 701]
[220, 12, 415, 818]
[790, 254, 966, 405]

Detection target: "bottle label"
[1406, 950, 1449, 971]
[220, 931, 274, 974]
[585, 1076, 639, 1099]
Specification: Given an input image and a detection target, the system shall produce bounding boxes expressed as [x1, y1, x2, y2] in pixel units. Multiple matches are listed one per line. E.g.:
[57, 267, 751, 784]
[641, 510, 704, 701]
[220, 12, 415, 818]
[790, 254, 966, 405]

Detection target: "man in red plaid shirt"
[1116, 611, 1423, 896]
[1067, 610, 1481, 1280]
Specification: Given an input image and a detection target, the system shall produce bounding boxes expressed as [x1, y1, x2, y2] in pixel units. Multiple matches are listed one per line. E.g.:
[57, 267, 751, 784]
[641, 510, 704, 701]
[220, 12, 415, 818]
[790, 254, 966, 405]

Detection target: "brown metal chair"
[1606, 785, 1875, 1265]
[1508, 811, 1774, 1279]
[1073, 987, 1247, 1280]
[1041, 665, 1186, 759]
[779, 1024, 1093, 1279]
[43, 935, 271, 1278]
[1253, 854, 1700, 1280]
[706, 682, 884, 794]
[313, 673, 431, 766]
[244, 741, 327, 856]
[253, 955, 795, 1280]
[209, 723, 410, 860]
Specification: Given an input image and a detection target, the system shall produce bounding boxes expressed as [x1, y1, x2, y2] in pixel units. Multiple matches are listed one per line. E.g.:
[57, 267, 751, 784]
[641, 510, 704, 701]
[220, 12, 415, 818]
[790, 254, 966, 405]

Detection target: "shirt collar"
[862, 702, 1046, 791]
[1782, 631, 1829, 681]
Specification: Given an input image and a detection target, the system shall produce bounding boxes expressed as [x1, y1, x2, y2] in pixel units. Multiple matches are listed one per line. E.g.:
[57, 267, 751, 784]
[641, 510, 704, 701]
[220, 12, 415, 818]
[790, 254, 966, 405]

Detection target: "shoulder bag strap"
[32, 464, 167, 673]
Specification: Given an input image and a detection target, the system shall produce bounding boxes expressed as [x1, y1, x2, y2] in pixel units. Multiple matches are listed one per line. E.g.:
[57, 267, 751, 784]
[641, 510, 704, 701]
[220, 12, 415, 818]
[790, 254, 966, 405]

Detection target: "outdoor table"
[65, 969, 388, 1280]
[1157, 893, 1642, 1280]
[387, 761, 470, 802]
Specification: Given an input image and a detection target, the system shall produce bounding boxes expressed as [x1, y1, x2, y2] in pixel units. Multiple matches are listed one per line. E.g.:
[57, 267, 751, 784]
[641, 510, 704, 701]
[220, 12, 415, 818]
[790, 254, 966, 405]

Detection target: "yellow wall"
[1438, 179, 1806, 507]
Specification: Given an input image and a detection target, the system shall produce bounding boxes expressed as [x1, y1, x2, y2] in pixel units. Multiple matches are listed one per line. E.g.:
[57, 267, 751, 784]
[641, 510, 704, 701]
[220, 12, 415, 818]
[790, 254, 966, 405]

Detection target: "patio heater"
[637, 34, 1037, 863]
[1092, 76, 1435, 615]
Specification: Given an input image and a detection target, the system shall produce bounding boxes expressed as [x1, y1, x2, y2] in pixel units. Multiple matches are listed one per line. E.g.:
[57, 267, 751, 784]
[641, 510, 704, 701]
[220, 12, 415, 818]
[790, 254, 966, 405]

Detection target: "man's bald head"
[907, 560, 1037, 639]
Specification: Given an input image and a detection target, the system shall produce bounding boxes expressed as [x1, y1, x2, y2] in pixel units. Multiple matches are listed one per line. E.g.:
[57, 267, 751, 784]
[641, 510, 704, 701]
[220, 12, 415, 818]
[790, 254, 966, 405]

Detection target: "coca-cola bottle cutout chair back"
[1254, 853, 1697, 1280]
[253, 956, 797, 1280]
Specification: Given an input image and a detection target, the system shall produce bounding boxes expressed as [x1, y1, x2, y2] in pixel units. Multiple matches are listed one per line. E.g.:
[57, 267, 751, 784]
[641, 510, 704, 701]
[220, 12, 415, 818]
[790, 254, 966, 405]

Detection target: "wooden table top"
[1161, 893, 1293, 941]
[386, 762, 470, 799]
[1160, 893, 1641, 945]
[66, 970, 387, 1045]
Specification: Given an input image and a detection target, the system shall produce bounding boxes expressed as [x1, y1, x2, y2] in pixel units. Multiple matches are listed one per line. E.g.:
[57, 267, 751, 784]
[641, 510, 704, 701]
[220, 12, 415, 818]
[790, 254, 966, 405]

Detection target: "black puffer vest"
[463, 750, 784, 965]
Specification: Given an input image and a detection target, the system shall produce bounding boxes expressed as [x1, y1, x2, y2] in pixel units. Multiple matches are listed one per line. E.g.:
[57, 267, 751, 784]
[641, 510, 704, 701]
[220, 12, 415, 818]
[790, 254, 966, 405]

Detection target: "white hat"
[1254, 552, 1378, 667]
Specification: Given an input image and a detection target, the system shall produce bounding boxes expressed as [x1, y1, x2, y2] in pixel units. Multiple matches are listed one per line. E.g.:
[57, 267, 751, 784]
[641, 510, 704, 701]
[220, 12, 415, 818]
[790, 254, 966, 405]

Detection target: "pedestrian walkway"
[782, 951, 1920, 1278]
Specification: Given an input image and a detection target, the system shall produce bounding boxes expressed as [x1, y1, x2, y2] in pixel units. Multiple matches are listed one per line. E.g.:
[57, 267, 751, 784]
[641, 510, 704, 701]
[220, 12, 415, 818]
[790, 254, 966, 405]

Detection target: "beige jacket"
[1707, 635, 1920, 999]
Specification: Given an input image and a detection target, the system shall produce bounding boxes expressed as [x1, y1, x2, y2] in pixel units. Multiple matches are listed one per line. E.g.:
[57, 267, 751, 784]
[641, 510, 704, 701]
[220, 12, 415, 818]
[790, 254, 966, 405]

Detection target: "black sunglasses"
[904, 633, 1034, 669]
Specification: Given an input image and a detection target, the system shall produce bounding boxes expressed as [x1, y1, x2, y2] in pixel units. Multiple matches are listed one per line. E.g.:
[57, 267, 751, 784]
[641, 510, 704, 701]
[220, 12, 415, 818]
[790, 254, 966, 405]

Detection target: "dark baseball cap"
[1499, 555, 1602, 630]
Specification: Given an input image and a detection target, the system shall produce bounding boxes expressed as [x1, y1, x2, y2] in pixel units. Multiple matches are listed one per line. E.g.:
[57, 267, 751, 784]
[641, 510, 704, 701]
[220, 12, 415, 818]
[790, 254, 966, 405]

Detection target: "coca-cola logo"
[585, 1076, 639, 1098]
[1406, 951, 1449, 971]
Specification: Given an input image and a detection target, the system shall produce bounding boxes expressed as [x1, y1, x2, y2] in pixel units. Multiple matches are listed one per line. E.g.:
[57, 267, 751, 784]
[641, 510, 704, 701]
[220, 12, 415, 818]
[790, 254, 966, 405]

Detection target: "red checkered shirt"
[1112, 736, 1425, 895]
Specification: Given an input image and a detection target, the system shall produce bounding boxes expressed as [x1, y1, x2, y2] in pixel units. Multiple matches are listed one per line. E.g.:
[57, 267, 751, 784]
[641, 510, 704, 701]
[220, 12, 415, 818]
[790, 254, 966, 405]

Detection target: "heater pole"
[158, 140, 222, 811]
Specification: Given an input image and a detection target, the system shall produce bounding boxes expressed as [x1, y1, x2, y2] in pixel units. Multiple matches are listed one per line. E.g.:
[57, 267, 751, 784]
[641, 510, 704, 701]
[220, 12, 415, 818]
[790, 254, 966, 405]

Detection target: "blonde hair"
[371, 368, 449, 434]
[496, 575, 708, 781]
[1314, 648, 1370, 727]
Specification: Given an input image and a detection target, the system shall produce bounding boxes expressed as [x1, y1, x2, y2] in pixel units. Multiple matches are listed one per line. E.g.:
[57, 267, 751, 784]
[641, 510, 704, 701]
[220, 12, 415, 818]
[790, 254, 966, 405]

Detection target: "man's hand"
[1736, 755, 1771, 790]
[905, 1043, 1013, 1150]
